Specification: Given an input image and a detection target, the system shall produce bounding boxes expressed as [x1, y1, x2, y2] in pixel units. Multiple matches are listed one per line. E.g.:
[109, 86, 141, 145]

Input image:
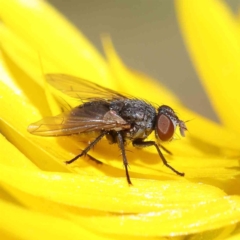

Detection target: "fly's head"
[155, 105, 187, 142]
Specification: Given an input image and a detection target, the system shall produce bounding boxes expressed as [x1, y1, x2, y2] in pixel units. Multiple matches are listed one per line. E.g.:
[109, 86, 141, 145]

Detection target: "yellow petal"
[2, 163, 240, 237]
[176, 0, 240, 132]
[0, 63, 70, 172]
[181, 107, 240, 153]
[78, 196, 240, 237]
[226, 232, 240, 240]
[0, 199, 107, 240]
[0, 0, 115, 87]
[0, 134, 38, 170]
[0, 28, 75, 116]
[0, 164, 227, 212]
[0, 133, 38, 205]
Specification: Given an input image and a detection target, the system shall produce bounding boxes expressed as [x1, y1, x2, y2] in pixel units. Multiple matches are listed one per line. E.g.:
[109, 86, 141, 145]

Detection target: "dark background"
[48, 0, 239, 122]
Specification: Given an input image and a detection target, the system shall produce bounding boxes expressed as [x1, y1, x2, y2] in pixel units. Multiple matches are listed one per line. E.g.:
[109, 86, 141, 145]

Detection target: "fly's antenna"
[184, 118, 195, 123]
[181, 118, 194, 135]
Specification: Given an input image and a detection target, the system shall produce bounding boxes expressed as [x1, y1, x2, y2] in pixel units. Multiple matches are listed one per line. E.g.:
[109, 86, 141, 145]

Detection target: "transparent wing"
[46, 74, 127, 101]
[28, 114, 120, 136]
[28, 101, 130, 136]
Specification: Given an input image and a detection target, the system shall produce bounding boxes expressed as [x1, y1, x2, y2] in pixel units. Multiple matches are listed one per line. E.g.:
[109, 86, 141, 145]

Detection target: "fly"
[28, 74, 187, 184]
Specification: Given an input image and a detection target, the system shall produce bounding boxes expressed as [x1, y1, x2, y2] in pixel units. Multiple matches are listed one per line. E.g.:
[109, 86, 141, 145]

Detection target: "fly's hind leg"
[65, 131, 106, 164]
[133, 139, 184, 177]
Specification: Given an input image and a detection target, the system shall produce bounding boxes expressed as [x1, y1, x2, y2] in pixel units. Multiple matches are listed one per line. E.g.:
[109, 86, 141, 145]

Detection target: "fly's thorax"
[110, 99, 156, 140]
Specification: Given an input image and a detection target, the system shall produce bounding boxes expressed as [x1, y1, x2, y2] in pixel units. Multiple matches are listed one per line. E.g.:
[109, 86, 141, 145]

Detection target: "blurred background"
[48, 0, 239, 123]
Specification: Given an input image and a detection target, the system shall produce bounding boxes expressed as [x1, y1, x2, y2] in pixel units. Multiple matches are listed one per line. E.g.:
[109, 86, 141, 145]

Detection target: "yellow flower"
[0, 0, 240, 239]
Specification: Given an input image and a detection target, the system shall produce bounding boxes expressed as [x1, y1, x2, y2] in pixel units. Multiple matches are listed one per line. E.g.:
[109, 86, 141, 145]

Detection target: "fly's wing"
[46, 74, 128, 101]
[28, 101, 130, 136]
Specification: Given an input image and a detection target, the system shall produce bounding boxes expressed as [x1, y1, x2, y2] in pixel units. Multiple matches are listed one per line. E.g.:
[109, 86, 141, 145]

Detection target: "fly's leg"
[133, 140, 185, 176]
[65, 131, 106, 164]
[87, 154, 103, 165]
[159, 144, 172, 155]
[117, 132, 132, 185]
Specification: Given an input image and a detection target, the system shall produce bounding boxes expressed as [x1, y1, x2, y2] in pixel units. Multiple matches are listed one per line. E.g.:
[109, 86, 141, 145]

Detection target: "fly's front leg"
[116, 132, 132, 185]
[159, 144, 172, 155]
[133, 140, 184, 177]
[65, 131, 106, 164]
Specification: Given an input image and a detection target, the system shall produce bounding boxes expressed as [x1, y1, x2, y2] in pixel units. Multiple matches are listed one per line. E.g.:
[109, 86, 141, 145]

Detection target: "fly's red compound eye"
[156, 105, 187, 142]
[156, 113, 175, 141]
